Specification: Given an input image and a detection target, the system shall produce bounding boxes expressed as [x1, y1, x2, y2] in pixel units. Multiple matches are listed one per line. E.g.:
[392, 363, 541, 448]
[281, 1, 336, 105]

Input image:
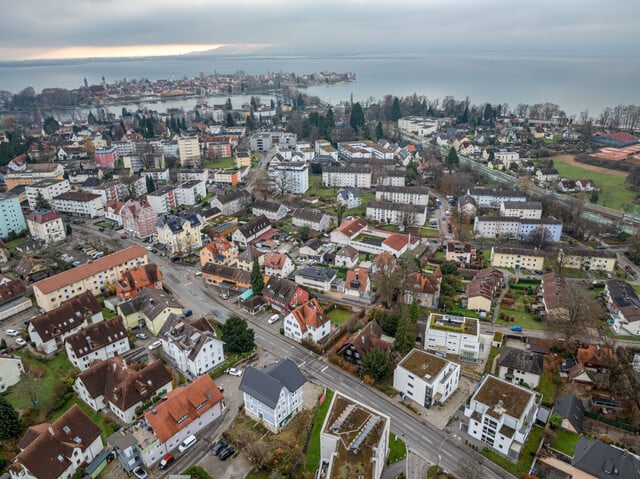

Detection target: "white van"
[178, 434, 197, 453]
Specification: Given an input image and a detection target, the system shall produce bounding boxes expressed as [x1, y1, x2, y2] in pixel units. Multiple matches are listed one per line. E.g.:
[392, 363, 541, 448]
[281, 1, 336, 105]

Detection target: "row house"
[32, 245, 149, 311]
[64, 315, 130, 370]
[147, 186, 177, 215]
[74, 357, 173, 424]
[252, 200, 288, 222]
[322, 166, 372, 188]
[558, 248, 616, 272]
[25, 210, 66, 244]
[199, 237, 238, 267]
[263, 252, 295, 279]
[51, 191, 104, 218]
[467, 187, 527, 208]
[262, 276, 309, 314]
[115, 263, 164, 300]
[394, 349, 460, 408]
[116, 288, 183, 335]
[231, 215, 272, 248]
[540, 273, 569, 320]
[177, 168, 208, 184]
[466, 268, 504, 313]
[25, 178, 70, 210]
[283, 298, 331, 344]
[425, 313, 480, 362]
[28, 291, 104, 354]
[176, 180, 207, 206]
[121, 199, 158, 239]
[374, 185, 429, 206]
[202, 263, 252, 291]
[210, 189, 252, 216]
[366, 201, 427, 227]
[490, 246, 545, 271]
[292, 208, 331, 232]
[155, 214, 202, 255]
[499, 201, 543, 220]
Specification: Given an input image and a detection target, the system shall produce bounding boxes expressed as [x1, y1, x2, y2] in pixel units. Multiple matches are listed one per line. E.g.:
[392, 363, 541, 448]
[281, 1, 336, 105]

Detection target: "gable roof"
[262, 276, 302, 305]
[552, 394, 585, 433]
[292, 207, 327, 224]
[0, 278, 27, 306]
[64, 316, 128, 359]
[117, 288, 182, 320]
[334, 217, 367, 238]
[237, 215, 271, 238]
[201, 263, 251, 284]
[336, 321, 391, 357]
[264, 252, 290, 270]
[117, 263, 163, 293]
[239, 359, 306, 409]
[572, 437, 640, 479]
[30, 291, 102, 342]
[252, 199, 285, 214]
[498, 347, 544, 375]
[289, 299, 329, 333]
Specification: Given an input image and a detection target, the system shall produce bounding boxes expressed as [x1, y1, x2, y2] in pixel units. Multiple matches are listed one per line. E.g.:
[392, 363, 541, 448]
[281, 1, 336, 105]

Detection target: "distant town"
[0, 73, 638, 479]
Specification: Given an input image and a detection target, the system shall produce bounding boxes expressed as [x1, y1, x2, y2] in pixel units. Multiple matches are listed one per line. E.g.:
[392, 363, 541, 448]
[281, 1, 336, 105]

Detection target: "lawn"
[4, 236, 27, 251]
[203, 157, 235, 169]
[550, 429, 580, 457]
[536, 370, 556, 407]
[6, 352, 74, 411]
[551, 156, 634, 211]
[305, 389, 334, 472]
[326, 308, 354, 325]
[560, 268, 589, 279]
[482, 426, 543, 477]
[387, 433, 407, 463]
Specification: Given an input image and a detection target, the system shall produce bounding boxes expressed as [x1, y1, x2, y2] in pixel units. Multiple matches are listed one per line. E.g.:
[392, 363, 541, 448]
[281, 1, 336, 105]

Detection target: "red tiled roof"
[335, 217, 367, 238]
[290, 298, 329, 333]
[25, 210, 62, 224]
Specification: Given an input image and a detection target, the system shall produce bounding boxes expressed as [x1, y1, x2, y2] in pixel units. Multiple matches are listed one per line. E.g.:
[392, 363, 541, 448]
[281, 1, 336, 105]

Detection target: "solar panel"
[349, 415, 380, 451]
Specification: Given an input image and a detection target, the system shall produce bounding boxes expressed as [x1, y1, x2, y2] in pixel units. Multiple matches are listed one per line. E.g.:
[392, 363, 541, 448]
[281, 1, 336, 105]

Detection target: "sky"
[1, 0, 639, 61]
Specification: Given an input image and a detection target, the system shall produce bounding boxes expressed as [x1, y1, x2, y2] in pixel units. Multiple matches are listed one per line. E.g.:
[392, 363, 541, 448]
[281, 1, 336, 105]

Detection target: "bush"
[182, 466, 213, 479]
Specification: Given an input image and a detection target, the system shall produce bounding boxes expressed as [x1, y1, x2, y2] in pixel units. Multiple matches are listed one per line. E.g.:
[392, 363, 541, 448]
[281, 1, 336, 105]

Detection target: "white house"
[467, 187, 527, 208]
[231, 215, 272, 248]
[291, 208, 331, 232]
[51, 191, 105, 218]
[336, 188, 361, 209]
[294, 266, 337, 293]
[210, 189, 252, 216]
[25, 210, 66, 244]
[424, 313, 480, 363]
[283, 298, 331, 344]
[252, 200, 288, 222]
[464, 375, 540, 459]
[25, 178, 71, 210]
[175, 180, 207, 206]
[499, 201, 542, 220]
[605, 279, 640, 336]
[239, 359, 306, 433]
[263, 252, 295, 279]
[375, 185, 429, 206]
[497, 347, 544, 389]
[159, 316, 225, 377]
[270, 162, 309, 194]
[393, 349, 460, 408]
[64, 316, 130, 371]
[0, 354, 24, 393]
[366, 201, 427, 227]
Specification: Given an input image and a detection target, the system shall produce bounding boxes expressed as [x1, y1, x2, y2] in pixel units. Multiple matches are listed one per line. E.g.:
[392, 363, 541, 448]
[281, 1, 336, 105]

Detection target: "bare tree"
[456, 458, 485, 479]
[272, 168, 292, 196]
[549, 282, 606, 342]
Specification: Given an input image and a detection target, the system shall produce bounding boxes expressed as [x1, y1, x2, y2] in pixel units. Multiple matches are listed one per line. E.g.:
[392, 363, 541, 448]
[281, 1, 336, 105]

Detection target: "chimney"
[48, 426, 54, 436]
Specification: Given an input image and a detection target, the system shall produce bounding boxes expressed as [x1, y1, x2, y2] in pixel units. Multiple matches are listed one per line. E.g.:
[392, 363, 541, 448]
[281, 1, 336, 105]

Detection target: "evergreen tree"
[394, 306, 415, 354]
[0, 395, 24, 440]
[349, 102, 365, 133]
[410, 298, 421, 322]
[375, 121, 384, 140]
[66, 224, 72, 236]
[225, 98, 233, 110]
[326, 107, 335, 130]
[220, 317, 255, 353]
[446, 146, 459, 165]
[146, 175, 156, 193]
[226, 113, 235, 127]
[391, 97, 402, 121]
[250, 257, 264, 294]
[406, 160, 419, 183]
[361, 348, 388, 382]
[34, 191, 51, 211]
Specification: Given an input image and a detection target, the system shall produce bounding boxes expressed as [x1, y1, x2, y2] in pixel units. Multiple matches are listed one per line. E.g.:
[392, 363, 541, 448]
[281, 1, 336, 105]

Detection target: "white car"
[15, 338, 27, 347]
[148, 340, 162, 350]
[6, 329, 19, 337]
[225, 368, 242, 377]
[132, 466, 148, 479]
[268, 314, 280, 324]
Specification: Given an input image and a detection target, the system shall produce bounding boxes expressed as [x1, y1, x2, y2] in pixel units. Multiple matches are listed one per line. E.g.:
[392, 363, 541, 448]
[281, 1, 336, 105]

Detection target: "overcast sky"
[1, 0, 638, 61]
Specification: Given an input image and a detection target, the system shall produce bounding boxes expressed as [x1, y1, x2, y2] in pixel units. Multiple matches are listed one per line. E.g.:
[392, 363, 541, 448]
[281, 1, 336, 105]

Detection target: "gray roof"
[295, 266, 337, 282]
[498, 347, 544, 375]
[239, 359, 306, 409]
[572, 438, 640, 479]
[252, 199, 284, 214]
[552, 394, 585, 433]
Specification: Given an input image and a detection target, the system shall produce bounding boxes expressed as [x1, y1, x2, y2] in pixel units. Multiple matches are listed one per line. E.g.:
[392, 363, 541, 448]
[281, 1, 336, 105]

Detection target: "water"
[1, 53, 639, 117]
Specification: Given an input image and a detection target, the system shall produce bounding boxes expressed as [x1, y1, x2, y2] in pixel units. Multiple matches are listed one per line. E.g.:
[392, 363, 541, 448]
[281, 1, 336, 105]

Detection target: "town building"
[261, 276, 309, 314]
[25, 178, 71, 210]
[292, 208, 331, 232]
[74, 357, 173, 424]
[497, 347, 544, 388]
[490, 246, 545, 271]
[33, 246, 148, 311]
[319, 392, 390, 479]
[231, 215, 272, 248]
[121, 199, 158, 239]
[51, 191, 105, 218]
[283, 298, 331, 344]
[263, 252, 295, 279]
[0, 193, 26, 238]
[177, 136, 201, 166]
[464, 375, 540, 459]
[64, 315, 130, 370]
[375, 185, 430, 206]
[95, 146, 119, 169]
[25, 210, 66, 244]
[142, 375, 224, 466]
[155, 214, 202, 255]
[393, 348, 460, 408]
[558, 248, 617, 272]
[209, 190, 252, 216]
[199, 237, 238, 267]
[424, 313, 480, 362]
[28, 291, 104, 354]
[252, 200, 288, 222]
[116, 288, 183, 335]
[115, 263, 164, 300]
[322, 166, 372, 188]
[239, 359, 306, 433]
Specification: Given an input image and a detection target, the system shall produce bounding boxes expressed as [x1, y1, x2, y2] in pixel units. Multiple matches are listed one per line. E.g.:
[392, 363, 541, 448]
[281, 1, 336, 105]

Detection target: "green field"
[551, 156, 634, 211]
[203, 157, 235, 169]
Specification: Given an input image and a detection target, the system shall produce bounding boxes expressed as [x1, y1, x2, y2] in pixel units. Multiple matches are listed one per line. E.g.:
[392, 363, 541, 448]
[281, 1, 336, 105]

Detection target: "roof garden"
[429, 313, 478, 335]
[399, 349, 447, 381]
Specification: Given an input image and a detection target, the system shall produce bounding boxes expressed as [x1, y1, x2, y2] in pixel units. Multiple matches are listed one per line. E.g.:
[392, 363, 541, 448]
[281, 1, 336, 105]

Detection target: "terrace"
[429, 313, 478, 335]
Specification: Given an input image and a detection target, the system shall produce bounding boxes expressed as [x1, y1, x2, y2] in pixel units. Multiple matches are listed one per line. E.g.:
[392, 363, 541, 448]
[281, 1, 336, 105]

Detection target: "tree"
[0, 395, 24, 440]
[375, 121, 384, 140]
[456, 458, 484, 479]
[394, 306, 415, 354]
[220, 317, 255, 354]
[409, 298, 421, 322]
[43, 116, 60, 135]
[349, 102, 365, 133]
[146, 175, 156, 193]
[272, 169, 292, 196]
[439, 262, 459, 276]
[550, 413, 563, 429]
[361, 348, 388, 382]
[446, 146, 459, 165]
[66, 224, 72, 236]
[406, 160, 419, 183]
[390, 97, 402, 122]
[250, 257, 264, 295]
[549, 282, 606, 342]
[224, 98, 232, 110]
[627, 233, 640, 263]
[335, 200, 346, 226]
[226, 113, 235, 127]
[34, 190, 51, 210]
[299, 226, 311, 242]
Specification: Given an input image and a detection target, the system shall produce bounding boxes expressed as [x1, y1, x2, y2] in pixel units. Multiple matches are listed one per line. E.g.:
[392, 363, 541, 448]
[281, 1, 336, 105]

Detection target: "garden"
[496, 279, 546, 330]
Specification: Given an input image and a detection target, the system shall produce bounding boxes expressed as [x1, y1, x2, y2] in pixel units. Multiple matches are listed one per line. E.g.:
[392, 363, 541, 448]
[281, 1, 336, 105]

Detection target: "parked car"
[135, 333, 148, 340]
[183, 309, 193, 317]
[158, 454, 174, 470]
[120, 234, 128, 239]
[268, 314, 280, 324]
[178, 434, 197, 453]
[220, 293, 229, 300]
[6, 329, 19, 337]
[211, 439, 228, 456]
[148, 340, 162, 350]
[15, 338, 27, 347]
[510, 325, 523, 332]
[219, 446, 235, 460]
[225, 368, 242, 377]
[132, 466, 148, 479]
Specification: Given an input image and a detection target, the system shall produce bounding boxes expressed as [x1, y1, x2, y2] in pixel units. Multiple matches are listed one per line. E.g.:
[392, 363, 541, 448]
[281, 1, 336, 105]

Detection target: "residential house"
[209, 190, 253, 216]
[115, 263, 164, 300]
[25, 210, 66, 244]
[239, 359, 306, 433]
[322, 166, 372, 188]
[464, 375, 540, 459]
[199, 237, 238, 267]
[559, 248, 617, 272]
[330, 217, 368, 246]
[576, 345, 613, 371]
[51, 191, 105, 218]
[175, 180, 206, 206]
[0, 354, 24, 393]
[557, 179, 578, 192]
[155, 214, 202, 255]
[292, 208, 330, 232]
[28, 291, 103, 354]
[263, 252, 295, 279]
[344, 268, 371, 299]
[457, 194, 478, 218]
[0, 239, 9, 263]
[283, 298, 331, 344]
[104, 200, 125, 225]
[571, 437, 640, 479]
[336, 321, 391, 366]
[473, 216, 563, 242]
[116, 288, 183, 335]
[445, 241, 476, 265]
[499, 201, 543, 220]
[159, 316, 225, 377]
[25, 178, 71, 210]
[336, 188, 361, 209]
[467, 187, 527, 208]
[252, 200, 288, 222]
[262, 276, 309, 314]
[201, 263, 252, 292]
[536, 167, 560, 183]
[9, 405, 103, 479]
[142, 375, 224, 466]
[497, 347, 544, 388]
[294, 266, 337, 293]
[33, 245, 148, 311]
[466, 269, 504, 313]
[146, 186, 177, 214]
[319, 392, 390, 479]
[0, 278, 29, 322]
[366, 201, 427, 227]
[576, 179, 596, 191]
[393, 348, 460, 408]
[425, 313, 480, 362]
[375, 185, 429, 206]
[74, 357, 173, 424]
[121, 199, 158, 239]
[298, 238, 326, 263]
[540, 273, 569, 320]
[334, 245, 359, 268]
[552, 394, 585, 434]
[490, 246, 545, 271]
[235, 245, 264, 272]
[404, 271, 441, 308]
[231, 215, 272, 248]
[64, 316, 130, 370]
[605, 279, 640, 336]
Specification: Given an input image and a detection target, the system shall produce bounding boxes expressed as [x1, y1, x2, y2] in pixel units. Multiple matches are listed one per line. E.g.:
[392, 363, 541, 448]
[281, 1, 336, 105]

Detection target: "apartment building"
[147, 186, 177, 214]
[558, 248, 617, 272]
[490, 246, 545, 271]
[473, 216, 562, 242]
[467, 187, 527, 208]
[178, 136, 201, 166]
[292, 208, 331, 231]
[366, 201, 427, 227]
[375, 185, 429, 206]
[176, 180, 207, 206]
[121, 199, 158, 239]
[499, 201, 543, 219]
[25, 178, 71, 210]
[424, 313, 480, 362]
[95, 146, 119, 169]
[322, 166, 372, 188]
[155, 214, 202, 255]
[25, 210, 66, 244]
[338, 140, 394, 160]
[0, 193, 26, 237]
[270, 162, 309, 194]
[51, 191, 105, 218]
[4, 162, 64, 190]
[250, 131, 297, 152]
[64, 316, 130, 370]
